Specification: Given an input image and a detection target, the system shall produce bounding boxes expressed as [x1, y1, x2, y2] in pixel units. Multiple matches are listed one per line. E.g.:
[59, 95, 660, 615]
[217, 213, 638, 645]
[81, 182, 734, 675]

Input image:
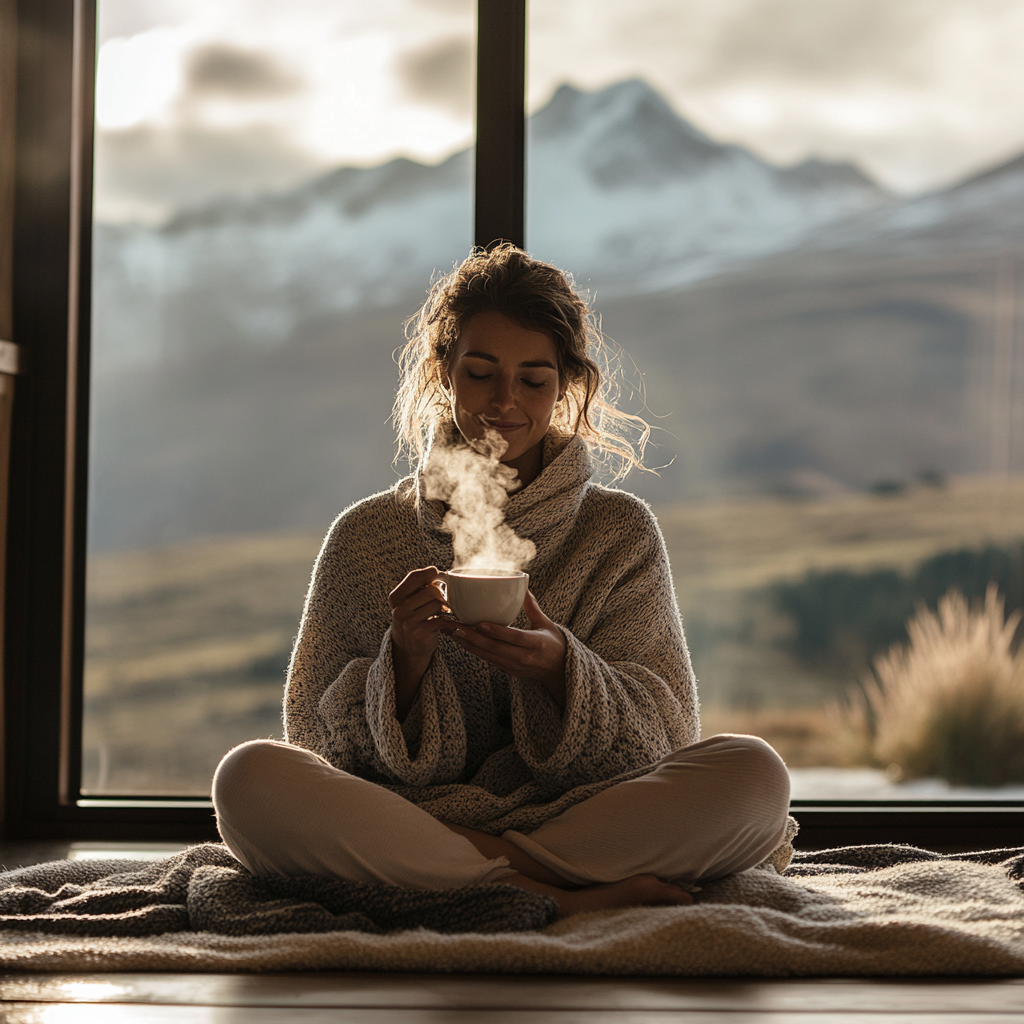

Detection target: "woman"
[213, 245, 792, 917]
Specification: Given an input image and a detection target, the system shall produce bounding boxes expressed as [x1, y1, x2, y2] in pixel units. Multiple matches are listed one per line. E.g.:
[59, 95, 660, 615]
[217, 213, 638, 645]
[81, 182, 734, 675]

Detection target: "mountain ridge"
[153, 79, 883, 233]
[94, 77, 898, 376]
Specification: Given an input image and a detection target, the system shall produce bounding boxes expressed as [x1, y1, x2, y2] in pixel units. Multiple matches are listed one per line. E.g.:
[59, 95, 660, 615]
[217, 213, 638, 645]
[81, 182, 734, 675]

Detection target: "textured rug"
[0, 844, 1021, 976]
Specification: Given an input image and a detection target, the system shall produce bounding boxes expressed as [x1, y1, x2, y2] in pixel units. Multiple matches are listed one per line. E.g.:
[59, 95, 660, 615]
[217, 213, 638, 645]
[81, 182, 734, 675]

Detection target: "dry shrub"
[862, 585, 1024, 786]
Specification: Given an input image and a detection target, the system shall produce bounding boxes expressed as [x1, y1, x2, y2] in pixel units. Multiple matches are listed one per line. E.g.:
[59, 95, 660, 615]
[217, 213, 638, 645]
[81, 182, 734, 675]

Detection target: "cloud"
[409, 0, 474, 13]
[675, 0, 1024, 189]
[96, 29, 184, 130]
[94, 34, 322, 222]
[529, 0, 1024, 192]
[395, 35, 474, 118]
[606, 0, 1016, 89]
[98, 0, 197, 46]
[94, 122, 326, 224]
[185, 43, 303, 98]
[680, 0, 931, 86]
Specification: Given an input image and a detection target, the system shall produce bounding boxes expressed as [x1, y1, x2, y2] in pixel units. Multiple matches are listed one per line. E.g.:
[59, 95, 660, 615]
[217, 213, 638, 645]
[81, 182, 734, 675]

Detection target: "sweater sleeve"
[283, 498, 468, 787]
[510, 496, 699, 791]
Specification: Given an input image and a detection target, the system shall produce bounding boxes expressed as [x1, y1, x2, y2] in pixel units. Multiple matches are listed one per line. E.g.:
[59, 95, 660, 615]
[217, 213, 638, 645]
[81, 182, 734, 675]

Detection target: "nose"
[490, 374, 516, 412]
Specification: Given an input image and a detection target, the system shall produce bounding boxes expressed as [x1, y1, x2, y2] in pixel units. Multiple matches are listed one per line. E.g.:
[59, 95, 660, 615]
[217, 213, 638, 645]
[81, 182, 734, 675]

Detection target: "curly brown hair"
[393, 244, 650, 479]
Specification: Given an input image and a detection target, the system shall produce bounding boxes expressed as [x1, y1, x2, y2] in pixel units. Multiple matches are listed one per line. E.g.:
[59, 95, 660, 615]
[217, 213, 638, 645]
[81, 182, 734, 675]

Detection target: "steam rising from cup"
[422, 426, 536, 572]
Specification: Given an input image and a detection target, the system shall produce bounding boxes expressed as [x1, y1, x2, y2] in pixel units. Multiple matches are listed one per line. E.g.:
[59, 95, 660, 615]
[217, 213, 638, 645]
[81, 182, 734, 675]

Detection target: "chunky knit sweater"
[284, 430, 700, 836]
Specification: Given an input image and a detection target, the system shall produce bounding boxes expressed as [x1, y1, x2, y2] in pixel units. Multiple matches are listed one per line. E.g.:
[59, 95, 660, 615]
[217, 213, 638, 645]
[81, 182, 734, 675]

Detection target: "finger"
[449, 625, 490, 650]
[394, 588, 449, 624]
[394, 584, 448, 618]
[389, 567, 441, 608]
[451, 627, 539, 673]
[454, 623, 539, 654]
[389, 568, 440, 609]
[475, 621, 539, 647]
[523, 590, 553, 629]
[421, 612, 457, 634]
[450, 633, 520, 673]
[450, 627, 504, 659]
[393, 598, 450, 626]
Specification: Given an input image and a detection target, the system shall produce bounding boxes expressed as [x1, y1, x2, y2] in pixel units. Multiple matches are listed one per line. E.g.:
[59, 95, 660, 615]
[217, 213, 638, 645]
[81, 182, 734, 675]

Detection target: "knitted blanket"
[0, 844, 1021, 975]
[0, 845, 556, 937]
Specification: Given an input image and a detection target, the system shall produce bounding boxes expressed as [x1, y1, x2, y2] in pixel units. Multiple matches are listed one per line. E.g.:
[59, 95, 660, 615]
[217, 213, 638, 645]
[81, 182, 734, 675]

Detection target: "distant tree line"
[773, 542, 1024, 678]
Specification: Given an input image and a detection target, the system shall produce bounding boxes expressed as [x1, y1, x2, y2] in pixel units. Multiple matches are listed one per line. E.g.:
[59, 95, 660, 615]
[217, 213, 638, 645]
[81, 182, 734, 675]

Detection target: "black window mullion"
[474, 0, 526, 249]
[62, 0, 96, 808]
[6, 0, 79, 835]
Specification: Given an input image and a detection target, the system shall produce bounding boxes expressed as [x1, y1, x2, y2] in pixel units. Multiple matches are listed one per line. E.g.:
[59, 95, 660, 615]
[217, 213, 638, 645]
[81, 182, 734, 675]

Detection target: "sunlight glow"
[55, 982, 128, 1000]
[298, 31, 470, 164]
[96, 29, 184, 129]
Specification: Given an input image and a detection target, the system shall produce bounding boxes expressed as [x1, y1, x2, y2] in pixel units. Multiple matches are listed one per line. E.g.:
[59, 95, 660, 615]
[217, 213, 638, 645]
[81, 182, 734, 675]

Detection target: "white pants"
[212, 734, 790, 890]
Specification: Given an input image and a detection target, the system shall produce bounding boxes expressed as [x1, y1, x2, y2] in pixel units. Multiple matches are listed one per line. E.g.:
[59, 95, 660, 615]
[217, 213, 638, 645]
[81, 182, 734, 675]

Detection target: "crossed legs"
[212, 734, 790, 917]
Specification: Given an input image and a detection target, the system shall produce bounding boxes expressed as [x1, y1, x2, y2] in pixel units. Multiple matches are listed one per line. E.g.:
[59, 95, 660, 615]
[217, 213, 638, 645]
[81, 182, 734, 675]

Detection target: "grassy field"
[660, 475, 1024, 706]
[83, 475, 1024, 795]
[84, 532, 322, 794]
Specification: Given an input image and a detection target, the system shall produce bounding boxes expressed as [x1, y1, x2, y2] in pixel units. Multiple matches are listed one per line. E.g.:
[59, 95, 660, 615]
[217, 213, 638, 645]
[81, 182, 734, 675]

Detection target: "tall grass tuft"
[861, 586, 1024, 787]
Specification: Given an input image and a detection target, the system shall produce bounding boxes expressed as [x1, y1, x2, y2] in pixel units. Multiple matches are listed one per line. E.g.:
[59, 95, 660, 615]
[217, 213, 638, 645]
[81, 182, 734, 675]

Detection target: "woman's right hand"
[389, 566, 451, 718]
[389, 566, 450, 659]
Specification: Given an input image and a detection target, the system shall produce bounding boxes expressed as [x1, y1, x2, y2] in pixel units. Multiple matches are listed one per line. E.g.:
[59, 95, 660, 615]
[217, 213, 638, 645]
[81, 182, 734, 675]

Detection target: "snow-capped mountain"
[794, 149, 1024, 260]
[526, 80, 886, 293]
[92, 78, 888, 374]
[91, 150, 472, 372]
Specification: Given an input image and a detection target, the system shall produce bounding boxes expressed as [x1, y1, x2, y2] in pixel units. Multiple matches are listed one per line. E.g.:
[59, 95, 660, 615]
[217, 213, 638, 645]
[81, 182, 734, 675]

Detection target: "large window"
[5, 0, 1022, 843]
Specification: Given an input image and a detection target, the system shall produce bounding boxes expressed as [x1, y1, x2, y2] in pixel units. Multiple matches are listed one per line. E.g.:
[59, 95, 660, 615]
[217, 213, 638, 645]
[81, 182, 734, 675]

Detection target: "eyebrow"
[461, 350, 557, 370]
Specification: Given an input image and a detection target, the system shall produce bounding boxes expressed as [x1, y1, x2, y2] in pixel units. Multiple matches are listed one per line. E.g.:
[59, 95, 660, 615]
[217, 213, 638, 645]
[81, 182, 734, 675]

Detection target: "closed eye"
[466, 370, 492, 381]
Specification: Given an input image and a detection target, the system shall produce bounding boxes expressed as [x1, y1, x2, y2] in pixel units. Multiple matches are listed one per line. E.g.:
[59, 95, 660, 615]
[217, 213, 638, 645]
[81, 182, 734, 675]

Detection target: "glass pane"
[528, 1, 1024, 800]
[85, 0, 475, 795]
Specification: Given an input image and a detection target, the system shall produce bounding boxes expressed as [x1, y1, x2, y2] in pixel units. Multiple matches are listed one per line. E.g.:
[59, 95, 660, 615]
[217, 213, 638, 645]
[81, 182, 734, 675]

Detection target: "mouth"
[485, 421, 527, 433]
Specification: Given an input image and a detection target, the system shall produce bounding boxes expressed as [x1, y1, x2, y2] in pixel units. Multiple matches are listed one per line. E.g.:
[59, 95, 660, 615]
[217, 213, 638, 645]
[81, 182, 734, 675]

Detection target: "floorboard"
[0, 976, 1021, 1015]
[1, 1007, 1023, 1023]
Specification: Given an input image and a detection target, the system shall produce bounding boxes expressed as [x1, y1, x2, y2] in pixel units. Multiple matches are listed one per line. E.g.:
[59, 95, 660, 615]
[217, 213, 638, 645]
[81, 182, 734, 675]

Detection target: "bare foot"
[556, 874, 695, 918]
[501, 872, 694, 919]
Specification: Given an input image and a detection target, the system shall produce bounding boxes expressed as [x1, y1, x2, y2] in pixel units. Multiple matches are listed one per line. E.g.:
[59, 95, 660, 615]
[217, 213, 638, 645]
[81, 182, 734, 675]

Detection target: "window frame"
[3, 0, 1022, 846]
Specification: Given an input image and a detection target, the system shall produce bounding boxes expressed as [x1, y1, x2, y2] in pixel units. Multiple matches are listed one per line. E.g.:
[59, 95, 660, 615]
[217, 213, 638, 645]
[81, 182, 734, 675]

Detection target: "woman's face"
[443, 310, 563, 487]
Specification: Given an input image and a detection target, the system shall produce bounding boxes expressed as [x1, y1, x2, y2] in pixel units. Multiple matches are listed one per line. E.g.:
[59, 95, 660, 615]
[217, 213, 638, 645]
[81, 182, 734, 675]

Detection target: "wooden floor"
[0, 974, 1021, 1023]
[0, 843, 1021, 1022]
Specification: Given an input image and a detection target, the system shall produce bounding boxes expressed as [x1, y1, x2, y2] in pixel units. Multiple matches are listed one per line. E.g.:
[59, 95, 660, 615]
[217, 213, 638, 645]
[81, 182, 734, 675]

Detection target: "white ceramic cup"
[440, 568, 529, 627]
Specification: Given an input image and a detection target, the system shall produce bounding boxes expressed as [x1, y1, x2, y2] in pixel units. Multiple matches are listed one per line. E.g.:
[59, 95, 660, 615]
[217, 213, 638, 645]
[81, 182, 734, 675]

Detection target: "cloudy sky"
[94, 0, 1024, 222]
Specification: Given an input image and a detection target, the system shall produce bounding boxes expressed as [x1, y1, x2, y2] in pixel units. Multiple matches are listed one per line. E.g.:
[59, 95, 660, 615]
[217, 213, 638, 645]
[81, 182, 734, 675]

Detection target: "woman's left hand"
[447, 590, 567, 707]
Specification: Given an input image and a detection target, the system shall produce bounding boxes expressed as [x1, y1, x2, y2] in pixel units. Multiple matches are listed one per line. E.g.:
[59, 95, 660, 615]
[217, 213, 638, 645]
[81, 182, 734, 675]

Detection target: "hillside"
[88, 236, 1022, 547]
[82, 476, 1024, 794]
